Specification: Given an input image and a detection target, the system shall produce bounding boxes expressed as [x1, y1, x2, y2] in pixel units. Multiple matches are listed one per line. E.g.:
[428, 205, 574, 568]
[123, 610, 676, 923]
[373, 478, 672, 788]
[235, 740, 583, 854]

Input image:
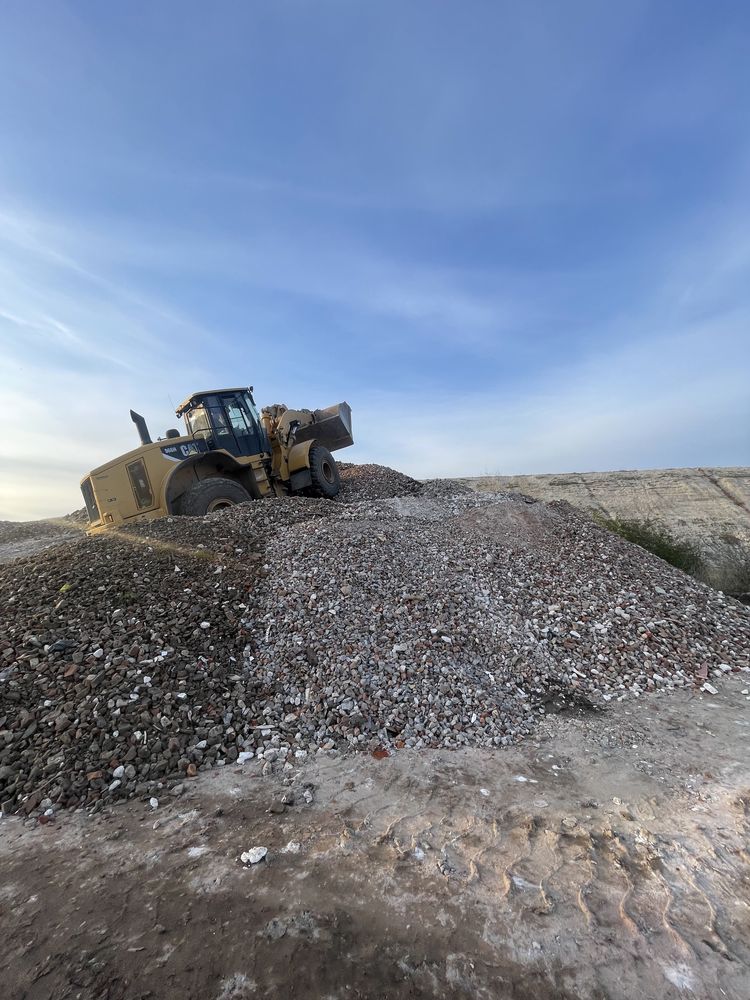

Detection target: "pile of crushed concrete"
[1, 464, 749, 817]
[337, 461, 424, 501]
[0, 517, 80, 566]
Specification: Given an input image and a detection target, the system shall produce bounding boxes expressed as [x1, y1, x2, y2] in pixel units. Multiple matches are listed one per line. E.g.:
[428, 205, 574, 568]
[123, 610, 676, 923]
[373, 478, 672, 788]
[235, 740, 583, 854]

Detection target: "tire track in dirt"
[2, 682, 750, 999]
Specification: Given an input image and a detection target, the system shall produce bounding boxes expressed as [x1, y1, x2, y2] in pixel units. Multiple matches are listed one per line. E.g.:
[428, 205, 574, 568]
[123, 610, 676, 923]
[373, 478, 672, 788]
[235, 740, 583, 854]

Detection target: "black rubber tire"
[174, 477, 252, 516]
[307, 445, 341, 499]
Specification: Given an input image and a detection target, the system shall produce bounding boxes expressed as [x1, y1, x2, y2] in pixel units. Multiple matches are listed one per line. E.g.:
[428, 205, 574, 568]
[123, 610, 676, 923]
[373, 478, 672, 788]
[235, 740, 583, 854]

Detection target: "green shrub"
[593, 514, 704, 575]
[701, 542, 750, 595]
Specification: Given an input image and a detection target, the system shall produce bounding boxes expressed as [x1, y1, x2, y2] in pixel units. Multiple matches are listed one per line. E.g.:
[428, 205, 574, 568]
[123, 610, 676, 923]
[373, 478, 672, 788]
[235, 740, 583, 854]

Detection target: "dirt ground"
[2, 677, 749, 1000]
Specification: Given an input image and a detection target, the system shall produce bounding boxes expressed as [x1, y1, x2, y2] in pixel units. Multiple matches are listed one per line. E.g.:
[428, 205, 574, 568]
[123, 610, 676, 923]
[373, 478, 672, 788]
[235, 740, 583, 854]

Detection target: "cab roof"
[176, 387, 253, 417]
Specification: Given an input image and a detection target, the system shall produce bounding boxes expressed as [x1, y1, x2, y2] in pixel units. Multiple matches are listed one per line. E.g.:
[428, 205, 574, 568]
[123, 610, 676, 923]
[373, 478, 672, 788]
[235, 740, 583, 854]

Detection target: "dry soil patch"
[2, 679, 749, 1000]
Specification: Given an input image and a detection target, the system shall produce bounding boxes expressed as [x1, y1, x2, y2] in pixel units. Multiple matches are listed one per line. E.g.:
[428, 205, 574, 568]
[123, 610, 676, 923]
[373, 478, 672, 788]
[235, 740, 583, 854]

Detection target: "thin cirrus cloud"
[1, 196, 746, 522]
[353, 311, 749, 479]
[1, 1, 749, 520]
[1, 189, 748, 520]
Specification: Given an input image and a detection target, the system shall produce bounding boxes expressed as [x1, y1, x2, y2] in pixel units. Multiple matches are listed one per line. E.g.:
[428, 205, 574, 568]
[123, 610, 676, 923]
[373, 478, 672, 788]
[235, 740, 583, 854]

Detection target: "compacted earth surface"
[2, 684, 749, 1000]
[1, 464, 749, 999]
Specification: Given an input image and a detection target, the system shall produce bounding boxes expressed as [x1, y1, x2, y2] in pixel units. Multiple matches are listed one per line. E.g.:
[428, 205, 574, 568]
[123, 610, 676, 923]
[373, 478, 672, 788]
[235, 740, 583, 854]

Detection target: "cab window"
[226, 400, 251, 435]
[185, 406, 210, 436]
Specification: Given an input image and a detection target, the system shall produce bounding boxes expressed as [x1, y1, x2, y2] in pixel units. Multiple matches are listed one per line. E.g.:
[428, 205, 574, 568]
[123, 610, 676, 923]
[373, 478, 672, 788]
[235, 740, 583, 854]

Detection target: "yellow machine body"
[80, 388, 353, 532]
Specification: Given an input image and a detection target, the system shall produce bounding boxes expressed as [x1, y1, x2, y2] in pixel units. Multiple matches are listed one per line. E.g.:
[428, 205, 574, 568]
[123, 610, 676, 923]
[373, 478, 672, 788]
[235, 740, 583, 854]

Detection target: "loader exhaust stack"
[130, 409, 152, 446]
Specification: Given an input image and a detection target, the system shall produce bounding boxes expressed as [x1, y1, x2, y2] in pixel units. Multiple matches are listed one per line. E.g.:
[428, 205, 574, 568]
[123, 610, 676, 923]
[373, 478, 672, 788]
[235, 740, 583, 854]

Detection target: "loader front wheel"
[307, 445, 341, 499]
[174, 477, 252, 516]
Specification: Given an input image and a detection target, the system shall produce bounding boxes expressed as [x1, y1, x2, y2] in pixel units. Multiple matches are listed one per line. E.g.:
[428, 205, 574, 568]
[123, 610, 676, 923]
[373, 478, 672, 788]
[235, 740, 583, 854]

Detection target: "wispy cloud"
[0, 198, 537, 353]
[2, 183, 749, 520]
[0, 2, 748, 520]
[352, 317, 750, 478]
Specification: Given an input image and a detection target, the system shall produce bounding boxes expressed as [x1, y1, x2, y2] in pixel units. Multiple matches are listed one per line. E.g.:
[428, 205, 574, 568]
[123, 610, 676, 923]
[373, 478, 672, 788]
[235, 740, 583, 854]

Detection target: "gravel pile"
[0, 517, 80, 567]
[419, 478, 474, 498]
[337, 462, 423, 501]
[63, 508, 88, 526]
[1, 463, 749, 817]
[0, 519, 78, 545]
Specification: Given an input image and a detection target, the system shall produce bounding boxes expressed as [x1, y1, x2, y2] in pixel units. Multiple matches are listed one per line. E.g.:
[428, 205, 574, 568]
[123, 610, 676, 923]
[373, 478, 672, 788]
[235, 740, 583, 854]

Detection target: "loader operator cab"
[177, 388, 269, 459]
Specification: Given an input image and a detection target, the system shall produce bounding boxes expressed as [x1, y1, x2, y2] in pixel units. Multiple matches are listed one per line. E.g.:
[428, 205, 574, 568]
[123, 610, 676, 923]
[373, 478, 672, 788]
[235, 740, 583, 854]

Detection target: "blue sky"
[1, 1, 749, 519]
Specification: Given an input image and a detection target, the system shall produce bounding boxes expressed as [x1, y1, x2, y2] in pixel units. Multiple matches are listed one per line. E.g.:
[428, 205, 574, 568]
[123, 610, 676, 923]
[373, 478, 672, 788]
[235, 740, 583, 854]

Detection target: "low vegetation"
[703, 533, 750, 597]
[594, 515, 750, 598]
[594, 515, 703, 574]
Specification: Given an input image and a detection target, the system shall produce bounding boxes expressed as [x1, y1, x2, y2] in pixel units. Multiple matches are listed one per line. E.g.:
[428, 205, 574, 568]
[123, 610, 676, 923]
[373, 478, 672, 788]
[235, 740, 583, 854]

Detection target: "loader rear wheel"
[174, 477, 251, 516]
[307, 445, 340, 499]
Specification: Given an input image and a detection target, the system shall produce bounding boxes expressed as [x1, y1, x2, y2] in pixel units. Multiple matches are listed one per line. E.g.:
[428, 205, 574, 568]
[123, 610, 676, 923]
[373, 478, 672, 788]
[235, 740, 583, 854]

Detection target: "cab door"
[220, 393, 266, 457]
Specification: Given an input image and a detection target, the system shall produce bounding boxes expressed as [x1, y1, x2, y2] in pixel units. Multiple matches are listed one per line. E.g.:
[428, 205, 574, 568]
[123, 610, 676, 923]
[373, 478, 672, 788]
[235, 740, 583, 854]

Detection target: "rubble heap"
[337, 462, 423, 501]
[0, 518, 78, 546]
[1, 464, 748, 816]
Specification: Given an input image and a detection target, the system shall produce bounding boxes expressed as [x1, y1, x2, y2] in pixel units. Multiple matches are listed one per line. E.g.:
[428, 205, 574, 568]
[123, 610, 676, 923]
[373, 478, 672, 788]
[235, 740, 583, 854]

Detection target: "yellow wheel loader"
[79, 387, 353, 532]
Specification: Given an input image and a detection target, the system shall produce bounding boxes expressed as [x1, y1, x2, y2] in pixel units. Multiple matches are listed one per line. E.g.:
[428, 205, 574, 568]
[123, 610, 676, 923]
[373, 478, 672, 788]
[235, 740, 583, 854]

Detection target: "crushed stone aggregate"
[1, 464, 748, 817]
